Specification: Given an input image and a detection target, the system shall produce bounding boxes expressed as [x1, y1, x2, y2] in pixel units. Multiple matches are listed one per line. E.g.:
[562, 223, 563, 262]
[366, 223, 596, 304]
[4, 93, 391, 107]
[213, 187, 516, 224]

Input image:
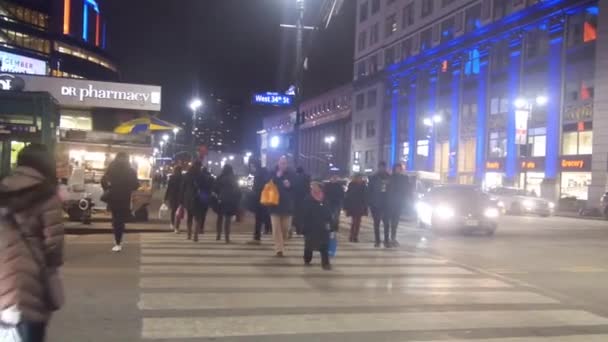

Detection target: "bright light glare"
[172, 127, 180, 135]
[535, 95, 548, 106]
[270, 136, 280, 149]
[423, 118, 433, 127]
[162, 134, 170, 142]
[435, 205, 455, 220]
[514, 98, 528, 109]
[522, 199, 536, 210]
[484, 207, 500, 218]
[229, 155, 235, 160]
[548, 202, 555, 209]
[324, 135, 336, 144]
[416, 202, 433, 225]
[190, 99, 203, 111]
[245, 152, 252, 157]
[432, 115, 442, 123]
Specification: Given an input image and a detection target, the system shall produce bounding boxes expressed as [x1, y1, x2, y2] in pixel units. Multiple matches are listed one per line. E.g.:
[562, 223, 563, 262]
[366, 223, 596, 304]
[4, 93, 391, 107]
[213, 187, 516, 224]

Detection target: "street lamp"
[270, 136, 280, 149]
[229, 155, 235, 161]
[162, 134, 170, 142]
[189, 98, 203, 154]
[324, 135, 336, 148]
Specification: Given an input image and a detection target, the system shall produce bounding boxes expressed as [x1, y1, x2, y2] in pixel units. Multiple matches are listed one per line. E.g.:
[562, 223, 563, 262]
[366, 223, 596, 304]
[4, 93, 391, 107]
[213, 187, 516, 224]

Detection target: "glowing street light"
[514, 97, 529, 109]
[270, 136, 280, 149]
[189, 98, 203, 153]
[324, 135, 336, 145]
[423, 118, 433, 127]
[432, 114, 442, 123]
[162, 134, 170, 142]
[535, 95, 549, 106]
[189, 99, 203, 112]
[229, 155, 235, 161]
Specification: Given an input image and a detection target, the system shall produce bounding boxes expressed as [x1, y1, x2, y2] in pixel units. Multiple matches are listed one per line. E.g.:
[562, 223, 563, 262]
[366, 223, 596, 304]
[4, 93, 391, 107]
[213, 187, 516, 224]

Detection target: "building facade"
[261, 84, 352, 178]
[186, 95, 241, 153]
[0, 0, 117, 80]
[353, 0, 603, 203]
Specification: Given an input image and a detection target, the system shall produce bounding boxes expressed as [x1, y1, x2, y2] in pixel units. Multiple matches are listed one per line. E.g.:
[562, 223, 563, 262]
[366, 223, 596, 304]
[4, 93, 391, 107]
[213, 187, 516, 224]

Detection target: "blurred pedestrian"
[214, 164, 241, 243]
[182, 161, 213, 242]
[368, 161, 390, 248]
[324, 174, 345, 232]
[302, 182, 333, 270]
[102, 152, 139, 252]
[164, 165, 184, 233]
[0, 144, 65, 342]
[387, 163, 409, 247]
[292, 166, 310, 236]
[344, 173, 368, 242]
[267, 156, 294, 257]
[247, 158, 271, 244]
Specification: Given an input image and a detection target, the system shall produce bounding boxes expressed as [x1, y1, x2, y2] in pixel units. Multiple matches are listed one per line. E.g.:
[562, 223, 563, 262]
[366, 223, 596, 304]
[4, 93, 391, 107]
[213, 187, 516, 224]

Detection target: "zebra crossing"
[138, 231, 608, 341]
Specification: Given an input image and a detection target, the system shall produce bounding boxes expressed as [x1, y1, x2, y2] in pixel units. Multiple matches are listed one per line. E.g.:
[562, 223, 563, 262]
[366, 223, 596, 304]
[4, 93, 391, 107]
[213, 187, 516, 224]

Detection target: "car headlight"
[548, 202, 555, 209]
[416, 202, 433, 225]
[522, 199, 536, 210]
[497, 201, 505, 208]
[484, 207, 500, 218]
[435, 205, 455, 219]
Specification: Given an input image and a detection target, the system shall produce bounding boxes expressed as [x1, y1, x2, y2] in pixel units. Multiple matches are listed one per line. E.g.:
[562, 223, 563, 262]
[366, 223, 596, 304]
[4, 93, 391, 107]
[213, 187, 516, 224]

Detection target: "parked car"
[488, 187, 555, 217]
[416, 185, 500, 236]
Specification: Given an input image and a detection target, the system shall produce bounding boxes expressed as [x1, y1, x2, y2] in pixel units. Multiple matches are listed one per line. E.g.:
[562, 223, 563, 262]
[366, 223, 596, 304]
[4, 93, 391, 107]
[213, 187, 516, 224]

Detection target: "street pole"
[191, 108, 197, 156]
[293, 0, 305, 167]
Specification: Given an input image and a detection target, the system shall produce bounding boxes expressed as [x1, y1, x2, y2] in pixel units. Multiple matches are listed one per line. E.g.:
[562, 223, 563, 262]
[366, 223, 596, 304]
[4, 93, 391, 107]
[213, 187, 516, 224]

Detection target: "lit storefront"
[559, 155, 592, 200]
[484, 159, 505, 189]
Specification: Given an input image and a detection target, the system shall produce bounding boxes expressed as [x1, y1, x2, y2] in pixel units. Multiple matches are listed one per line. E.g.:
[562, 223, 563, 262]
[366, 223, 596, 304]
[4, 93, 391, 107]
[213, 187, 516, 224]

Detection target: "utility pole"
[293, 0, 305, 167]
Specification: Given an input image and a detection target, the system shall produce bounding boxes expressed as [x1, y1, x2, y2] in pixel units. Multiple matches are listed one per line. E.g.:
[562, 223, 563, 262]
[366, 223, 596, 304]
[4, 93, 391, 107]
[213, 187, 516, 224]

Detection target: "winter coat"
[0, 167, 64, 323]
[292, 172, 311, 229]
[367, 171, 390, 209]
[268, 170, 295, 216]
[344, 180, 368, 217]
[387, 174, 410, 214]
[324, 181, 345, 212]
[214, 174, 241, 216]
[164, 172, 184, 209]
[182, 169, 214, 213]
[302, 196, 333, 251]
[101, 161, 139, 212]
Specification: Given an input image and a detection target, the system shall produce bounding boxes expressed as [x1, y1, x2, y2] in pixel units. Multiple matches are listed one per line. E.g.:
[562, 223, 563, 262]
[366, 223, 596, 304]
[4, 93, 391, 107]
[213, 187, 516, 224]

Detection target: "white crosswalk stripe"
[137, 232, 608, 340]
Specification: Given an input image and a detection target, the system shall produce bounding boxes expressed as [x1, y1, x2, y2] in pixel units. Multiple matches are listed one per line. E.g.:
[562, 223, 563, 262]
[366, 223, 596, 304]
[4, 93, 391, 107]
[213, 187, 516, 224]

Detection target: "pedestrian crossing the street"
[137, 232, 608, 341]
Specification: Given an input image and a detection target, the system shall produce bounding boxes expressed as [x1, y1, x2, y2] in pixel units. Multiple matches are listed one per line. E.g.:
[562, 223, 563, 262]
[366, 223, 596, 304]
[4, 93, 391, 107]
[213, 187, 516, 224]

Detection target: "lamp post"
[514, 95, 548, 191]
[189, 99, 203, 156]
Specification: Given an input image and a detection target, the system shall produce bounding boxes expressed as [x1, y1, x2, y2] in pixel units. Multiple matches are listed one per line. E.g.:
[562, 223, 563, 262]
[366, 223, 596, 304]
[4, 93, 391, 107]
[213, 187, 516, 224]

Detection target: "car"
[488, 187, 555, 217]
[416, 184, 500, 235]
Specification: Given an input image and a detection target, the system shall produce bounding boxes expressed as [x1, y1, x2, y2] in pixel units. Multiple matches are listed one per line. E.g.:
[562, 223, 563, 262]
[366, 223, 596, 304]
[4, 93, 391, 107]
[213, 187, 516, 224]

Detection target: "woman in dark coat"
[387, 163, 409, 247]
[248, 158, 271, 244]
[213, 164, 241, 243]
[102, 152, 139, 252]
[181, 161, 213, 242]
[266, 156, 294, 256]
[344, 173, 368, 242]
[302, 182, 333, 270]
[164, 165, 184, 233]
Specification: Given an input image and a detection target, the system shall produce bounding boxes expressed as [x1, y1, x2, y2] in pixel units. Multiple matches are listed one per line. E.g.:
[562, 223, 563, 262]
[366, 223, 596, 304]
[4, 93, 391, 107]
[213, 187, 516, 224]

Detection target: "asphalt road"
[46, 213, 608, 341]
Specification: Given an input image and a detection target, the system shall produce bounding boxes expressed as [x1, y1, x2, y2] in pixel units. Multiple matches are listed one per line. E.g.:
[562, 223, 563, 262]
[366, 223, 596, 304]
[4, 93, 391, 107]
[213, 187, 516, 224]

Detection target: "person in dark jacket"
[266, 155, 294, 256]
[182, 161, 213, 242]
[213, 164, 241, 243]
[164, 165, 184, 233]
[344, 173, 368, 242]
[324, 174, 345, 232]
[302, 182, 333, 270]
[387, 163, 409, 247]
[102, 152, 139, 252]
[248, 158, 271, 244]
[291, 166, 311, 236]
[367, 161, 391, 248]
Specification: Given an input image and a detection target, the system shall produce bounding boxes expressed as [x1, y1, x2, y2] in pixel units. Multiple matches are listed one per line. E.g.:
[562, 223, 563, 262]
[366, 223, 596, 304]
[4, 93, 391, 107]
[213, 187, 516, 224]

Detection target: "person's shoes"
[383, 241, 391, 248]
[276, 251, 284, 257]
[247, 240, 261, 245]
[216, 236, 221, 241]
[374, 242, 381, 248]
[391, 240, 400, 247]
[174, 228, 179, 234]
[193, 237, 199, 242]
[354, 238, 359, 243]
[322, 264, 332, 271]
[111, 244, 122, 252]
[170, 223, 174, 231]
[225, 239, 231, 244]
[304, 262, 312, 267]
[187, 234, 192, 240]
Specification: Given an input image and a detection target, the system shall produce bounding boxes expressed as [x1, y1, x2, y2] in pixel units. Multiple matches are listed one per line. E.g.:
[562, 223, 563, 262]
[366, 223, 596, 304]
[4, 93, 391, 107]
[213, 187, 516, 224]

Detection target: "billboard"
[0, 50, 47, 75]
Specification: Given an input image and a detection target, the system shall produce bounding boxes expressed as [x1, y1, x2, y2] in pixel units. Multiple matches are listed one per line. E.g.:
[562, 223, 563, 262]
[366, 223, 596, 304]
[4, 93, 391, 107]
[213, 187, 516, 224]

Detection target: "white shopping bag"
[158, 203, 170, 220]
[0, 325, 22, 342]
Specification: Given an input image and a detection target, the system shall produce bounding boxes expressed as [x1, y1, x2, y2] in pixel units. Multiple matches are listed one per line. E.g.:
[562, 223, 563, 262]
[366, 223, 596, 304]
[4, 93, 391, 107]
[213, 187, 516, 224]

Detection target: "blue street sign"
[252, 92, 294, 106]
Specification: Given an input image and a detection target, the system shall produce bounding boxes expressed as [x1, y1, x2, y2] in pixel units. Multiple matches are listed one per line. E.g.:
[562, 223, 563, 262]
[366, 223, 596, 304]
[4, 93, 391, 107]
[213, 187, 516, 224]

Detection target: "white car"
[488, 187, 555, 217]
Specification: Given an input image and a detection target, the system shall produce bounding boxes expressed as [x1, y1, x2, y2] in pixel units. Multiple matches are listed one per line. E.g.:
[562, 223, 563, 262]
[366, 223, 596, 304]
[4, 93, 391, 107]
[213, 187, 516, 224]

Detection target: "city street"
[47, 213, 608, 341]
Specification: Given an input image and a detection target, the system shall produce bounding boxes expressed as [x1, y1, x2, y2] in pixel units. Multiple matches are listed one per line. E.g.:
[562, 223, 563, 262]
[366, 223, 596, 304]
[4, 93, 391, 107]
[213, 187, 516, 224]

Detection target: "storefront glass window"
[562, 132, 578, 155]
[489, 132, 506, 157]
[417, 140, 429, 157]
[531, 135, 546, 157]
[561, 172, 591, 200]
[579, 131, 593, 154]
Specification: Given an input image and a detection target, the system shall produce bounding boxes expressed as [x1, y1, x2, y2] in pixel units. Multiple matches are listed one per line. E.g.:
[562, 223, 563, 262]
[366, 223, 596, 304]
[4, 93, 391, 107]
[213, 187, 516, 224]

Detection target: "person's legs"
[352, 215, 362, 242]
[17, 321, 47, 342]
[281, 215, 292, 244]
[216, 213, 224, 240]
[263, 210, 272, 234]
[390, 207, 401, 244]
[303, 244, 313, 264]
[320, 244, 331, 270]
[253, 207, 263, 241]
[370, 207, 381, 246]
[382, 209, 391, 247]
[199, 207, 208, 234]
[170, 206, 177, 227]
[224, 214, 232, 242]
[186, 212, 194, 240]
[271, 215, 284, 255]
[111, 209, 126, 246]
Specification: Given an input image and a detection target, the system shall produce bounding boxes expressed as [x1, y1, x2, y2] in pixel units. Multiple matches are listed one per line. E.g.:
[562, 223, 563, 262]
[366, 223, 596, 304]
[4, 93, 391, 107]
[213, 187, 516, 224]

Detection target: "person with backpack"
[182, 160, 213, 242]
[102, 152, 140, 252]
[213, 164, 241, 243]
[164, 165, 185, 233]
[0, 144, 65, 341]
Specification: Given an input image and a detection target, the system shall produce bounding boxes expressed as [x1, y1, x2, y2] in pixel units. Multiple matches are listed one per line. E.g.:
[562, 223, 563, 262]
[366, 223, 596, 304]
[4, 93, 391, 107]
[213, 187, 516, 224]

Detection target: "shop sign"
[12, 74, 162, 111]
[519, 157, 545, 171]
[0, 74, 25, 91]
[0, 50, 47, 75]
[485, 159, 504, 171]
[515, 109, 529, 145]
[252, 92, 293, 107]
[559, 155, 591, 172]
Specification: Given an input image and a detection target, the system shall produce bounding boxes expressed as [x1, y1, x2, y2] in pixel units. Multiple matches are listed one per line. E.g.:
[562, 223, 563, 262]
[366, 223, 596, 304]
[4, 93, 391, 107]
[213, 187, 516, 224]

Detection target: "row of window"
[51, 69, 85, 79]
[0, 1, 48, 29]
[54, 41, 118, 72]
[0, 28, 50, 54]
[353, 150, 376, 165]
[355, 89, 378, 111]
[353, 120, 377, 140]
[301, 95, 350, 119]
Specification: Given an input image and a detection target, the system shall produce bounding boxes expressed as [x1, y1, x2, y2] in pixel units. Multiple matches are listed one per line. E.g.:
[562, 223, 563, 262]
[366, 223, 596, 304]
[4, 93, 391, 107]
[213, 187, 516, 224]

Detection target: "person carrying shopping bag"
[264, 156, 294, 257]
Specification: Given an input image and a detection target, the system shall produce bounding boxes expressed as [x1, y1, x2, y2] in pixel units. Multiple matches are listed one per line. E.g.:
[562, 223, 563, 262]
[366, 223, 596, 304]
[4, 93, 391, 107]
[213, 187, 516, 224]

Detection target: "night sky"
[105, 0, 355, 126]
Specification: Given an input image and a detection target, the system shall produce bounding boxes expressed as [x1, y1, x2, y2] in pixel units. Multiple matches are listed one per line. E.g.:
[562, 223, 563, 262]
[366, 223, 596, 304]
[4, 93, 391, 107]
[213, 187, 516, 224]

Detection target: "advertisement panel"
[0, 50, 47, 75]
[515, 109, 529, 145]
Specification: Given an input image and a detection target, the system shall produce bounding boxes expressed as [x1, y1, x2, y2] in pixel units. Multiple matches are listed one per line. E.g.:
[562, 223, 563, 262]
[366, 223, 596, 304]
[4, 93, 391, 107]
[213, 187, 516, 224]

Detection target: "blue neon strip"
[390, 79, 399, 166]
[506, 52, 520, 180]
[85, 0, 99, 12]
[449, 70, 460, 179]
[475, 64, 487, 181]
[82, 3, 88, 41]
[546, 36, 563, 179]
[408, 81, 416, 171]
[427, 78, 437, 171]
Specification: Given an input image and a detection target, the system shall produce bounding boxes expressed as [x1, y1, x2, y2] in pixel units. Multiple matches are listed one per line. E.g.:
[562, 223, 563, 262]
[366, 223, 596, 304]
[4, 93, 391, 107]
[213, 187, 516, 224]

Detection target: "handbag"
[328, 232, 338, 258]
[260, 180, 280, 206]
[176, 205, 185, 221]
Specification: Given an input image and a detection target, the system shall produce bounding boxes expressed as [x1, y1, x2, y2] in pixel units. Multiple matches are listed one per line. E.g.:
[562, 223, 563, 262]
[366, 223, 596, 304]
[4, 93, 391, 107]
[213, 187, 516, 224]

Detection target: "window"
[489, 132, 507, 157]
[568, 8, 598, 47]
[417, 140, 429, 157]
[524, 127, 546, 157]
[369, 54, 378, 74]
[490, 40, 510, 71]
[354, 151, 361, 161]
[464, 48, 480, 76]
[365, 150, 376, 164]
[354, 123, 363, 139]
[563, 130, 593, 155]
[355, 93, 365, 110]
[357, 61, 366, 78]
[371, 0, 381, 14]
[371, 22, 380, 44]
[385, 14, 397, 37]
[367, 89, 378, 107]
[402, 2, 414, 28]
[493, 0, 509, 20]
[420, 28, 433, 51]
[440, 17, 455, 43]
[385, 46, 396, 65]
[442, 0, 457, 7]
[421, 0, 434, 18]
[465, 4, 482, 33]
[490, 96, 509, 115]
[358, 30, 367, 51]
[526, 29, 549, 59]
[366, 120, 376, 137]
[360, 2, 368, 22]
[401, 38, 412, 60]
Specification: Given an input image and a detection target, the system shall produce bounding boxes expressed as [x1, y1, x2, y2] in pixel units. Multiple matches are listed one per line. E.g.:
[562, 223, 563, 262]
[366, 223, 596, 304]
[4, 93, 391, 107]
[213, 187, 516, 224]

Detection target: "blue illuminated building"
[351, 0, 603, 202]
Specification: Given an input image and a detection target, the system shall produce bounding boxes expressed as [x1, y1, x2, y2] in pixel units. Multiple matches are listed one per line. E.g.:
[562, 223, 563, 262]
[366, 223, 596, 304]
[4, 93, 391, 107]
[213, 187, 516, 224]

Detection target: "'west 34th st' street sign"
[252, 92, 293, 107]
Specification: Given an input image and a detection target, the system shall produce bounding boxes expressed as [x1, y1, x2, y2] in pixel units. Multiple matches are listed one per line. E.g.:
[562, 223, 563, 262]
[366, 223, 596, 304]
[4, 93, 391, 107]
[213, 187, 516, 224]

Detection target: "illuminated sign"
[560, 155, 591, 172]
[0, 51, 47, 75]
[515, 109, 529, 145]
[485, 161, 502, 170]
[519, 157, 544, 171]
[252, 92, 294, 106]
[520, 161, 536, 170]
